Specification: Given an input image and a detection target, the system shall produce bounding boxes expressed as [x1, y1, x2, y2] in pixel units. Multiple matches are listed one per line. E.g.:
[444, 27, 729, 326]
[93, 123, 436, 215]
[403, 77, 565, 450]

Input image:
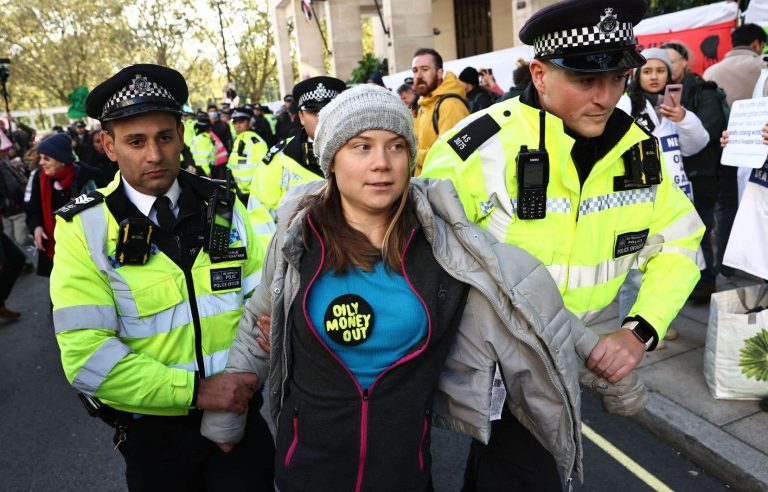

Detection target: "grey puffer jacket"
[203, 178, 628, 481]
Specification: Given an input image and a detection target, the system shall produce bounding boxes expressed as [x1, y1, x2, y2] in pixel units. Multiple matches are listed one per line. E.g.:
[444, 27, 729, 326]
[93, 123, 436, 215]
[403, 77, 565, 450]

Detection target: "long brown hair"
[300, 172, 413, 274]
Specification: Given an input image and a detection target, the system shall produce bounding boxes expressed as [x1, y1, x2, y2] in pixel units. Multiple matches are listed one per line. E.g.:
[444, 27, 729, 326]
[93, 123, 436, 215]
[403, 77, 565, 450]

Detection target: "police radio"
[205, 170, 235, 257]
[516, 110, 549, 220]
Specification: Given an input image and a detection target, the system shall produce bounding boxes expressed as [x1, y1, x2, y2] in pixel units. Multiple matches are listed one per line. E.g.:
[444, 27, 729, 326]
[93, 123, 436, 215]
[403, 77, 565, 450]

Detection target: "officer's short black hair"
[732, 23, 768, 48]
[413, 48, 443, 70]
[396, 84, 414, 95]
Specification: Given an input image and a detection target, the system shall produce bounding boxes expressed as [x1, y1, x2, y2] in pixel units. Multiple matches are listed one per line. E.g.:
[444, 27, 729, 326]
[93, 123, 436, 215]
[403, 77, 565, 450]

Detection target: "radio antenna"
[539, 110, 546, 151]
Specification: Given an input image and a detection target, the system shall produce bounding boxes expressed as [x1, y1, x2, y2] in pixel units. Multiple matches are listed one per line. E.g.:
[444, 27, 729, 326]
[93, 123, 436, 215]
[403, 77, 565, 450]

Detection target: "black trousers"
[116, 402, 275, 492]
[0, 231, 24, 304]
[462, 406, 562, 492]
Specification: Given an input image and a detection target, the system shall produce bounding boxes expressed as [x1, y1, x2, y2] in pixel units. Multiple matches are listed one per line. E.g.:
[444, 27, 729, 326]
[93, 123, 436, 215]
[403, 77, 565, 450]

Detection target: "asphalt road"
[0, 271, 730, 491]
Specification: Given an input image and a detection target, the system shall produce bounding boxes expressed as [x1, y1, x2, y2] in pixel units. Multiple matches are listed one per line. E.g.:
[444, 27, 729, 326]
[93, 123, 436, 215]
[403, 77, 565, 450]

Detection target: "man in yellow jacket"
[51, 64, 274, 490]
[412, 47, 470, 175]
[422, 0, 705, 489]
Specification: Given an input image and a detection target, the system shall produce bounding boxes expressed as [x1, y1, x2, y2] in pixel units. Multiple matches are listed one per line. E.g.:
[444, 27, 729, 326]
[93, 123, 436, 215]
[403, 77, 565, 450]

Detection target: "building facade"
[270, 0, 558, 95]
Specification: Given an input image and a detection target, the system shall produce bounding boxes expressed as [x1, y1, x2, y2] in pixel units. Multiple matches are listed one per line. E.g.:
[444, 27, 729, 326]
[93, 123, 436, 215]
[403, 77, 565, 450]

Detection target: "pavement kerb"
[631, 390, 768, 492]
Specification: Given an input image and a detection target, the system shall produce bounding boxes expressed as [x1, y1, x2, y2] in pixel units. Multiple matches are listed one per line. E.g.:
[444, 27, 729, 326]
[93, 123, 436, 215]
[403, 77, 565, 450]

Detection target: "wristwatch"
[623, 320, 654, 350]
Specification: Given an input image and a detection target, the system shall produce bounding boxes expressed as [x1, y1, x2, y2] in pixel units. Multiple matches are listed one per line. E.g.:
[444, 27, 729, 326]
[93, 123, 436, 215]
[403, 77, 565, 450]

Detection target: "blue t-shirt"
[306, 261, 428, 390]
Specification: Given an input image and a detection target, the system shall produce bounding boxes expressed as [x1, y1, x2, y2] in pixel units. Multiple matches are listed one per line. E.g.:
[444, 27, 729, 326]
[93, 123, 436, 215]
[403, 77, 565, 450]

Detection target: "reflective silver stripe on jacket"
[243, 270, 262, 296]
[79, 206, 139, 316]
[171, 348, 229, 377]
[72, 337, 132, 394]
[578, 188, 655, 217]
[253, 220, 277, 237]
[565, 254, 638, 290]
[117, 292, 242, 339]
[479, 136, 513, 240]
[232, 206, 250, 247]
[510, 197, 572, 215]
[638, 208, 703, 262]
[54, 304, 119, 333]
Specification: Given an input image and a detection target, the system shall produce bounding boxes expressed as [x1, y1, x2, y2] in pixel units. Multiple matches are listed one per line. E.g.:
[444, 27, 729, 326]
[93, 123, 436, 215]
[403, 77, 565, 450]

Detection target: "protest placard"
[722, 97, 768, 168]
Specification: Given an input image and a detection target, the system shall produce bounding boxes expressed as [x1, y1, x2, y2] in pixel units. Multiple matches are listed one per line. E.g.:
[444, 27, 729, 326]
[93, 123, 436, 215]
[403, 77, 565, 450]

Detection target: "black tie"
[153, 196, 175, 231]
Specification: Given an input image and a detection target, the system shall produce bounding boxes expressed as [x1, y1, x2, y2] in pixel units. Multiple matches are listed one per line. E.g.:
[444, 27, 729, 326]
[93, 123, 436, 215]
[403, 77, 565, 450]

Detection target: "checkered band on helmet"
[101, 74, 177, 119]
[298, 83, 340, 108]
[534, 21, 635, 57]
[231, 110, 251, 120]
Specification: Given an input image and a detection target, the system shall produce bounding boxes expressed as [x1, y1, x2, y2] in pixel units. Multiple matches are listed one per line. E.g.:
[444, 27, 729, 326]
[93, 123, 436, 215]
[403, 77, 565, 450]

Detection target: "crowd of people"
[0, 0, 767, 490]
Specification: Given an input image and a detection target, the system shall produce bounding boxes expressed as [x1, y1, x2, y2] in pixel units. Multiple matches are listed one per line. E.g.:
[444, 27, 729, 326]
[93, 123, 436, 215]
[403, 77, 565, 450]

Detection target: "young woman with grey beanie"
[202, 85, 648, 491]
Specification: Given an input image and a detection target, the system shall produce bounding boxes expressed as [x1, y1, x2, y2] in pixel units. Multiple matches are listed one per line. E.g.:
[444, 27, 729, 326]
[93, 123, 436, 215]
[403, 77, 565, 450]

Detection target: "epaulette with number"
[447, 114, 502, 161]
[55, 191, 105, 221]
[262, 139, 288, 165]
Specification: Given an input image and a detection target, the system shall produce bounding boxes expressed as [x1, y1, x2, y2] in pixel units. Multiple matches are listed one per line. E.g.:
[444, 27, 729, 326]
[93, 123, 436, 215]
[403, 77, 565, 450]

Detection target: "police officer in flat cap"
[50, 64, 275, 491]
[248, 75, 346, 216]
[423, 1, 704, 489]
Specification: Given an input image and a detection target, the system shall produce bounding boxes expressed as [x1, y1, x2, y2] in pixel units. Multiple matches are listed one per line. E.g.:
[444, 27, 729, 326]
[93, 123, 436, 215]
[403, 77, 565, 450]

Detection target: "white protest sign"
[722, 97, 768, 168]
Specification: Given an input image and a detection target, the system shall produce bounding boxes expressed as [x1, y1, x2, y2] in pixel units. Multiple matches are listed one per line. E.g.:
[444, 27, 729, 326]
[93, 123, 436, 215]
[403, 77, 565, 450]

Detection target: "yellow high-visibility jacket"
[248, 135, 323, 216]
[422, 97, 704, 338]
[227, 130, 268, 196]
[51, 171, 264, 415]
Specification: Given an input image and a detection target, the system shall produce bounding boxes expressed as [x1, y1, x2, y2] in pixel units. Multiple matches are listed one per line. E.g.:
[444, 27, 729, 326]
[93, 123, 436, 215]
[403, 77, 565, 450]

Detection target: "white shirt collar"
[122, 177, 181, 218]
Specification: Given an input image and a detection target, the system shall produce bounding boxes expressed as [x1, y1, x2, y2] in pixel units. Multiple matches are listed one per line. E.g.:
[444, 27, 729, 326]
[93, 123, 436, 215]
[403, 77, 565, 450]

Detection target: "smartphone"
[663, 84, 683, 107]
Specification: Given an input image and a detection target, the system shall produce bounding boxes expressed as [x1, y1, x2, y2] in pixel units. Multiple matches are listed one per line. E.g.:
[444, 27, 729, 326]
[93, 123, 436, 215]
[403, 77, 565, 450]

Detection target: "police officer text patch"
[447, 114, 501, 161]
[210, 247, 247, 263]
[323, 294, 374, 346]
[614, 229, 649, 258]
[210, 267, 242, 291]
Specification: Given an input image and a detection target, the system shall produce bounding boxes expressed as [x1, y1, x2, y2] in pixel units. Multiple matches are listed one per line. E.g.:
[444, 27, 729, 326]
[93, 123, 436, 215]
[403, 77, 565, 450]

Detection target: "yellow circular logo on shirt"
[323, 294, 374, 346]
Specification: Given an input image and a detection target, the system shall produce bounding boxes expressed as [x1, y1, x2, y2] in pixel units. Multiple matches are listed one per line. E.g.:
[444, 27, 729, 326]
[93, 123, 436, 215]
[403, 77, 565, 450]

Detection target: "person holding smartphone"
[615, 47, 709, 343]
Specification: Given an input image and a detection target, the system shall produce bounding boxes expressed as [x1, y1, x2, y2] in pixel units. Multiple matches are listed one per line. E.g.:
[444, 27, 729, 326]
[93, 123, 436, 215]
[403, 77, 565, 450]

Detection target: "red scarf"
[39, 164, 76, 259]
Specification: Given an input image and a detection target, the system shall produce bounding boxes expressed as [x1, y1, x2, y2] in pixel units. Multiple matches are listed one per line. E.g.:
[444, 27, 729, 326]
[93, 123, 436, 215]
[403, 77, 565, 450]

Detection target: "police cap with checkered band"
[292, 76, 346, 112]
[519, 0, 648, 73]
[85, 64, 188, 122]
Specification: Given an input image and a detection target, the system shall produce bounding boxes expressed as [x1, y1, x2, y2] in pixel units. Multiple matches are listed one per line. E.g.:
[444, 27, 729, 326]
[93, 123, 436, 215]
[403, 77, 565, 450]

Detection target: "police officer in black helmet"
[423, 1, 704, 489]
[248, 76, 346, 215]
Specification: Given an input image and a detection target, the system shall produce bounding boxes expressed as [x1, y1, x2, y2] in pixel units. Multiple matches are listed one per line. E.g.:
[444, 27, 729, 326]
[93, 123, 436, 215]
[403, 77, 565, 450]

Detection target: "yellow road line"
[582, 423, 673, 492]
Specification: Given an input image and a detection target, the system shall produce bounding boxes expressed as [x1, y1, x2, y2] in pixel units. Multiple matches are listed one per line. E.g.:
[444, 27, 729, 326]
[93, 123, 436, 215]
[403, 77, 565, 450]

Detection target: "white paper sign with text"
[722, 97, 768, 168]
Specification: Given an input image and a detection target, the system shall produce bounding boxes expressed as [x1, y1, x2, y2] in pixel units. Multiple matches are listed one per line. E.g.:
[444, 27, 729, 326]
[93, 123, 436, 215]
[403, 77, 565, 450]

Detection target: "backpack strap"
[433, 94, 469, 134]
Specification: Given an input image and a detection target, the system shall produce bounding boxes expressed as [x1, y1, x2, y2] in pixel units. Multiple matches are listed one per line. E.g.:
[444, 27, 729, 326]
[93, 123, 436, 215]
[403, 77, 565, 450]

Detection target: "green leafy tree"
[205, 0, 279, 104]
[0, 0, 133, 108]
[126, 0, 221, 110]
[348, 53, 388, 84]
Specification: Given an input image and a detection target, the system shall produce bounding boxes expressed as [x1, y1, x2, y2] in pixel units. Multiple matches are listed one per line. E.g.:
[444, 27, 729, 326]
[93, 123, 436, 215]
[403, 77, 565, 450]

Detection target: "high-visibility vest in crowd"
[183, 118, 196, 147]
[227, 130, 268, 195]
[248, 136, 323, 215]
[191, 131, 228, 176]
[265, 114, 277, 135]
[51, 172, 264, 416]
[422, 98, 704, 335]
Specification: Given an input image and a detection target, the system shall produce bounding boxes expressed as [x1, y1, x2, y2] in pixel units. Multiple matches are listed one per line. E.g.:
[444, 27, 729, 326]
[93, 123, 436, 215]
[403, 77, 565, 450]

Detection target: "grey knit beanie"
[314, 85, 417, 178]
[640, 48, 673, 74]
